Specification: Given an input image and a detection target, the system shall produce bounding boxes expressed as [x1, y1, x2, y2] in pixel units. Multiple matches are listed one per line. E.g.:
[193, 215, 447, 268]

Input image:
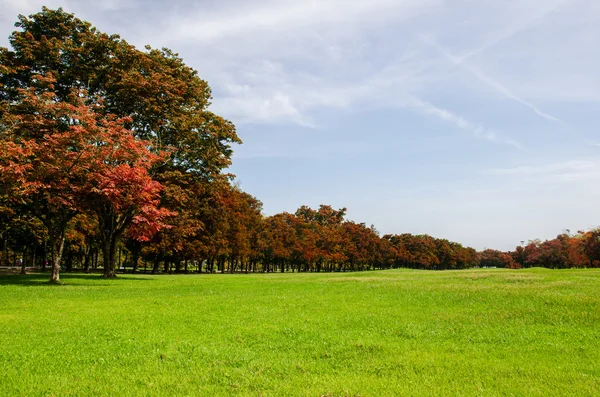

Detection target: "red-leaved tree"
[0, 74, 172, 280]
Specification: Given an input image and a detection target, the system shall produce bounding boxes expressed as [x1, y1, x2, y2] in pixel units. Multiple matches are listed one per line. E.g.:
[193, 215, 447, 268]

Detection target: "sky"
[1, 0, 599, 250]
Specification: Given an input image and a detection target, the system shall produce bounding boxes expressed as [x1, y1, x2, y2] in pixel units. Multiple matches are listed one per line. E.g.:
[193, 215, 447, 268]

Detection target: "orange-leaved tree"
[0, 74, 172, 281]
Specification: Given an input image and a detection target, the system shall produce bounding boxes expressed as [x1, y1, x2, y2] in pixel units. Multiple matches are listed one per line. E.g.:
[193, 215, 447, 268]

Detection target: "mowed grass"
[1, 269, 599, 396]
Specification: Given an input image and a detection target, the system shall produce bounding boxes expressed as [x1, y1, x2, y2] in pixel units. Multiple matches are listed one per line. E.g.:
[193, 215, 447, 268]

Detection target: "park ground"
[1, 268, 599, 396]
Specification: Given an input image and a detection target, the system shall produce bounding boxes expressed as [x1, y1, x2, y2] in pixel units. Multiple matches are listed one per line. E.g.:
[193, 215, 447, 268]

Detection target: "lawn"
[1, 268, 599, 396]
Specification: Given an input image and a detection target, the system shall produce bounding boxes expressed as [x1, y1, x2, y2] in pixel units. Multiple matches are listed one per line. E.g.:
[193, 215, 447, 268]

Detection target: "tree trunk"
[41, 240, 47, 272]
[102, 235, 118, 278]
[49, 231, 66, 283]
[132, 246, 139, 274]
[66, 250, 73, 272]
[152, 257, 160, 274]
[83, 249, 91, 273]
[19, 249, 27, 275]
[1, 236, 6, 267]
[31, 245, 36, 271]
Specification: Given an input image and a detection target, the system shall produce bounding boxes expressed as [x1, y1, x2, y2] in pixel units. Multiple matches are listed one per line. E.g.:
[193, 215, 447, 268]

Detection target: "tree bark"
[19, 249, 27, 275]
[31, 245, 36, 272]
[49, 230, 66, 283]
[42, 240, 47, 272]
[83, 249, 91, 273]
[102, 234, 118, 278]
[152, 257, 160, 274]
[132, 245, 139, 274]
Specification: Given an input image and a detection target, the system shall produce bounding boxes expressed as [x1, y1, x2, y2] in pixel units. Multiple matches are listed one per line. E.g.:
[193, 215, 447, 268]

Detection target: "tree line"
[480, 230, 600, 269]
[1, 8, 598, 282]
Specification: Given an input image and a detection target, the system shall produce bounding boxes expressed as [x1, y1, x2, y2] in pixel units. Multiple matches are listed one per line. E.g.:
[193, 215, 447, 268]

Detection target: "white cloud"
[489, 160, 596, 175]
[214, 89, 313, 127]
[487, 160, 600, 184]
[407, 97, 525, 150]
[162, 0, 441, 45]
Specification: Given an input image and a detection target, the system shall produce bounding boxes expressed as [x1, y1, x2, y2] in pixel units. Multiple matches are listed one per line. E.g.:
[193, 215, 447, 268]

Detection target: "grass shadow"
[0, 273, 153, 287]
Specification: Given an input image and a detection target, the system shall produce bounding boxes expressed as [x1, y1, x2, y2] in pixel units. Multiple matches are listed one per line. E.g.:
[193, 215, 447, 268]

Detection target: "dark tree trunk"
[118, 247, 122, 272]
[41, 240, 47, 272]
[102, 235, 118, 278]
[19, 249, 27, 275]
[98, 209, 134, 278]
[31, 245, 36, 271]
[132, 245, 139, 274]
[152, 257, 160, 274]
[83, 249, 91, 273]
[66, 250, 73, 272]
[1, 236, 7, 267]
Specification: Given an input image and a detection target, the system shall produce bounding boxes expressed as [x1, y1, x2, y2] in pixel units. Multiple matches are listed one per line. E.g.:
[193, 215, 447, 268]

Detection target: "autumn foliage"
[1, 8, 598, 279]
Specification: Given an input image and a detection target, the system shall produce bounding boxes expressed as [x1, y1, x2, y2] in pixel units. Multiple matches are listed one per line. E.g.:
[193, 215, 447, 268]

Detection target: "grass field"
[1, 269, 599, 396]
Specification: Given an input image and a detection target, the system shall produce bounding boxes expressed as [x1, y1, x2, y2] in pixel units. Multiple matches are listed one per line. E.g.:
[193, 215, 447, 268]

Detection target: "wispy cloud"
[424, 36, 566, 125]
[489, 160, 597, 175]
[161, 0, 441, 45]
[488, 160, 600, 183]
[454, 0, 574, 63]
[407, 98, 525, 150]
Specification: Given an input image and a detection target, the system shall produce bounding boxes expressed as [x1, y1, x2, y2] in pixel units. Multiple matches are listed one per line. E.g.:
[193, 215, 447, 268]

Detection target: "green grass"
[1, 269, 599, 396]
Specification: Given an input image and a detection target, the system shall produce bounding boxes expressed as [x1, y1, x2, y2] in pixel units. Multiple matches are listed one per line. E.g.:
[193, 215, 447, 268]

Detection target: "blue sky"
[2, 0, 599, 250]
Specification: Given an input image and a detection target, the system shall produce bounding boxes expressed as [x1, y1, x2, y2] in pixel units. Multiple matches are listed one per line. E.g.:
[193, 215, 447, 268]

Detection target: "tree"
[0, 73, 172, 280]
[582, 229, 600, 267]
[479, 249, 515, 269]
[1, 7, 240, 277]
[85, 131, 174, 278]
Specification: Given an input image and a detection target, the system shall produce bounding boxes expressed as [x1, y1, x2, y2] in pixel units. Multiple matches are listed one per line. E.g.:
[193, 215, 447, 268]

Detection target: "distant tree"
[581, 229, 600, 267]
[479, 249, 516, 269]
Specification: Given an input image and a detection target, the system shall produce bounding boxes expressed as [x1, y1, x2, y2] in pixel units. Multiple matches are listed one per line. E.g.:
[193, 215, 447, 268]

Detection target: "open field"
[1, 269, 599, 396]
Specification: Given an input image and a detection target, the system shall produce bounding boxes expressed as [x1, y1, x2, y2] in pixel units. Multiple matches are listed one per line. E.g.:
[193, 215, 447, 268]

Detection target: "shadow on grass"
[0, 273, 152, 287]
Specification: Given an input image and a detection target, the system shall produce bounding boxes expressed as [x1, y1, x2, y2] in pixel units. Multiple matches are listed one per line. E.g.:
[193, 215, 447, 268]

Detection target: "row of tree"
[481, 230, 600, 269]
[1, 8, 598, 282]
[0, 190, 482, 275]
